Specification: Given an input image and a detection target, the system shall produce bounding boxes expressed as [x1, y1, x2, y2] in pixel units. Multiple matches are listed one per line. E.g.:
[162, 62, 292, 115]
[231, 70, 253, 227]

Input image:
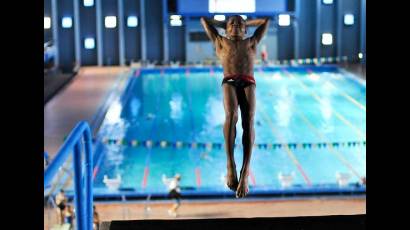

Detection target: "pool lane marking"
[141, 73, 165, 189]
[294, 108, 363, 180]
[306, 69, 366, 112]
[176, 71, 202, 188]
[92, 147, 106, 180]
[331, 84, 366, 112]
[184, 68, 203, 188]
[285, 71, 365, 140]
[259, 104, 312, 186]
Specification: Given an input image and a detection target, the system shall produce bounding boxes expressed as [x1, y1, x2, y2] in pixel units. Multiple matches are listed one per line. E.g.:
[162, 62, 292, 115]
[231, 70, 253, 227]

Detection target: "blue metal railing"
[44, 121, 93, 230]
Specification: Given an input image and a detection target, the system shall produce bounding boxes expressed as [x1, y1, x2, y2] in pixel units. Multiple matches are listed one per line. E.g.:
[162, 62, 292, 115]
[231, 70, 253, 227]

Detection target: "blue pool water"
[92, 66, 366, 198]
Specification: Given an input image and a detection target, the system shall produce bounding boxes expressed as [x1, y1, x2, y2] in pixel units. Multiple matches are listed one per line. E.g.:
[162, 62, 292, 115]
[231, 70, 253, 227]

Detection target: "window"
[321, 33, 333, 45]
[62, 17, 73, 28]
[44, 17, 51, 29]
[322, 0, 333, 4]
[278, 14, 290, 26]
[127, 16, 138, 27]
[84, 37, 95, 49]
[189, 32, 209, 41]
[105, 16, 117, 29]
[209, 0, 255, 13]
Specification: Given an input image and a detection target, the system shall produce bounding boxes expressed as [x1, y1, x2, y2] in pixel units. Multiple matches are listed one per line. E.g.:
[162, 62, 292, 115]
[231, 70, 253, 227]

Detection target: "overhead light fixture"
[127, 16, 138, 27]
[278, 14, 290, 27]
[214, 15, 225, 21]
[344, 14, 354, 25]
[105, 16, 117, 28]
[83, 0, 94, 7]
[170, 15, 181, 20]
[321, 33, 333, 45]
[62, 17, 73, 28]
[84, 37, 95, 49]
[170, 15, 182, 26]
[44, 17, 51, 29]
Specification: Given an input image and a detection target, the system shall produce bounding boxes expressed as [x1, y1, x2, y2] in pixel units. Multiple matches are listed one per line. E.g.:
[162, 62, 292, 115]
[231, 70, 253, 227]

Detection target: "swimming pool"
[91, 65, 366, 199]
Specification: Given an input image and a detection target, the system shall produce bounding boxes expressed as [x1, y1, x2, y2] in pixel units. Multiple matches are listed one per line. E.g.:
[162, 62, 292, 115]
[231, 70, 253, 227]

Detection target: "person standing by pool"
[162, 174, 182, 217]
[55, 189, 67, 225]
[261, 44, 269, 65]
[64, 204, 75, 229]
[93, 205, 100, 230]
[200, 16, 269, 198]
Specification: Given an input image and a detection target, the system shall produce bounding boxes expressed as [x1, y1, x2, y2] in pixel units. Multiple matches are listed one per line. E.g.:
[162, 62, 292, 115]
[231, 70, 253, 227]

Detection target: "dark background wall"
[44, 0, 52, 42]
[319, 1, 337, 58]
[340, 0, 360, 57]
[297, 0, 316, 59]
[45, 0, 366, 68]
[57, 0, 75, 71]
[169, 26, 185, 62]
[145, 0, 163, 62]
[124, 0, 141, 64]
[277, 25, 294, 60]
[79, 0, 98, 66]
[102, 0, 120, 65]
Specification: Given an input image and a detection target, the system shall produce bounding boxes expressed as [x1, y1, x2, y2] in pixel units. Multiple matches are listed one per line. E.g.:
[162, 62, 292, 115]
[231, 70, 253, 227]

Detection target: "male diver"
[200, 16, 269, 198]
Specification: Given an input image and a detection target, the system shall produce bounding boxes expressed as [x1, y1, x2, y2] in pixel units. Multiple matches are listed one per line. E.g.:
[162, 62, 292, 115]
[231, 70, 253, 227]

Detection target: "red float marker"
[135, 69, 141, 78]
[93, 167, 99, 180]
[195, 167, 201, 187]
[249, 169, 256, 186]
[142, 166, 150, 188]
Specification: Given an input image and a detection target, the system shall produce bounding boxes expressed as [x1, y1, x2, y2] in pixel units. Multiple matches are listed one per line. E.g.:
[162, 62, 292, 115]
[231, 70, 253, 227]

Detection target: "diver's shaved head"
[225, 15, 247, 39]
[227, 15, 246, 24]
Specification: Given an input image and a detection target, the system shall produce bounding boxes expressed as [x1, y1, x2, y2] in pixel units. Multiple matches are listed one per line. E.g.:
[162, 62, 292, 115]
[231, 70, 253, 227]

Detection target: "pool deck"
[45, 197, 365, 229]
[95, 197, 366, 220]
[44, 66, 128, 158]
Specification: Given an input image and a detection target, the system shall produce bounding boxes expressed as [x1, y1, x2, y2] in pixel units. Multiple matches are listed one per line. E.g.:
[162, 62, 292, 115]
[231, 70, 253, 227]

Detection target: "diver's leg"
[222, 83, 239, 191]
[236, 84, 256, 198]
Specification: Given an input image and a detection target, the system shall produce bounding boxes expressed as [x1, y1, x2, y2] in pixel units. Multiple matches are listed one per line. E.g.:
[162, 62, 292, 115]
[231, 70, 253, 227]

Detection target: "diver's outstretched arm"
[245, 19, 266, 27]
[251, 18, 270, 44]
[200, 17, 223, 44]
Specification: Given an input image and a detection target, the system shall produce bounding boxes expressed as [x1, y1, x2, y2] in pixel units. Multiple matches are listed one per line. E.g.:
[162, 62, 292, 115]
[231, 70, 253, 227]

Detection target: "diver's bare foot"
[226, 164, 239, 191]
[236, 170, 249, 198]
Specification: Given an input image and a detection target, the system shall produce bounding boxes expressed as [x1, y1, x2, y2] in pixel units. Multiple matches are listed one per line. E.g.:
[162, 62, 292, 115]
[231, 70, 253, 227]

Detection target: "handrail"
[44, 121, 93, 230]
[44, 151, 49, 166]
